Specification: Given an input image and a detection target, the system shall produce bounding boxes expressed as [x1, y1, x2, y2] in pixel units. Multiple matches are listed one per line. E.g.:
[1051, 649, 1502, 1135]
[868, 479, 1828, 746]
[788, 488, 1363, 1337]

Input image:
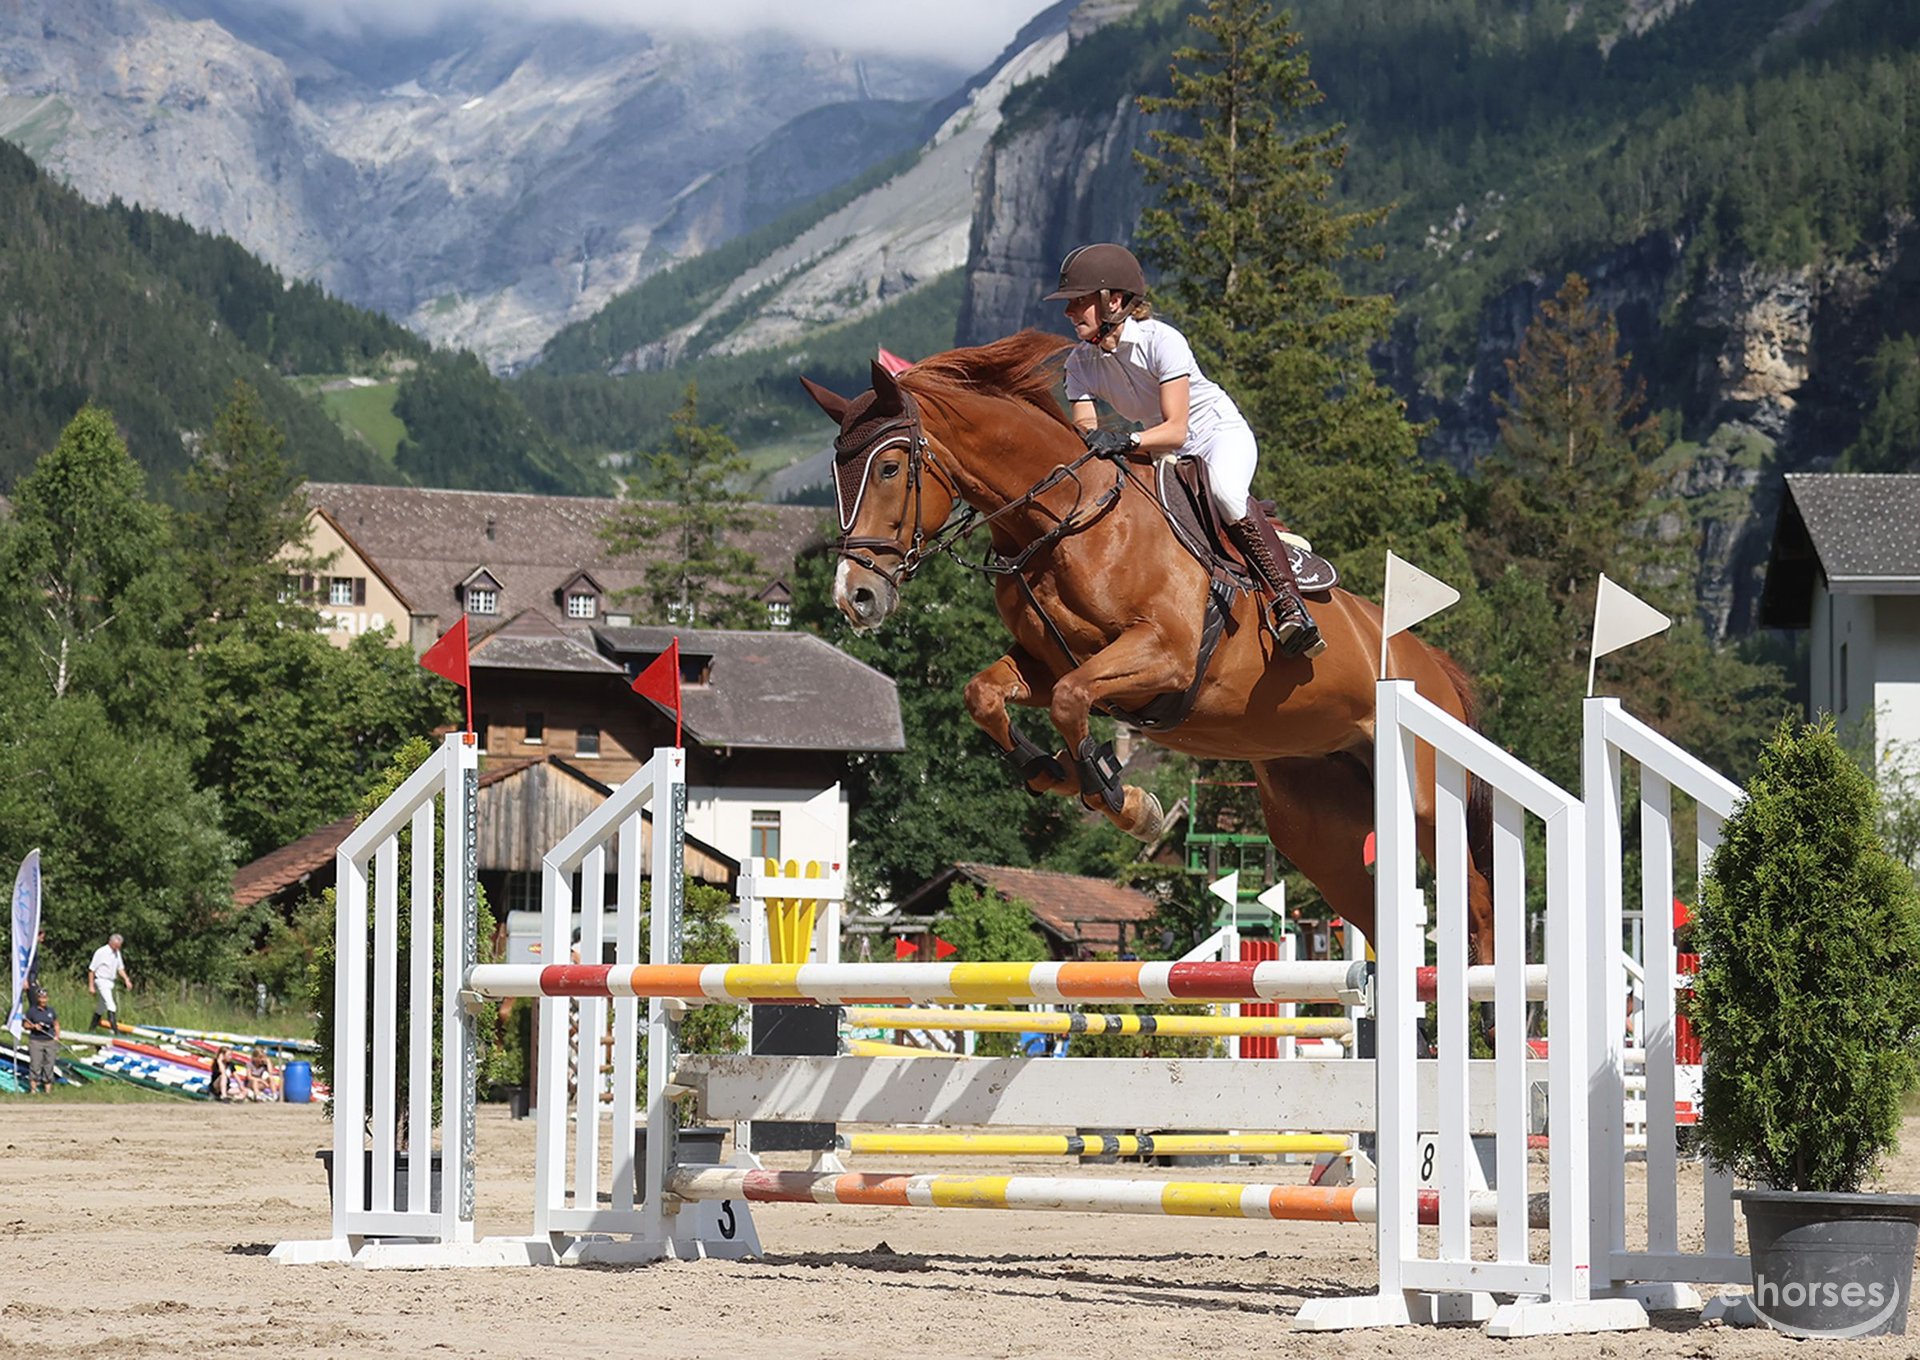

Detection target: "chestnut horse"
[802, 330, 1493, 958]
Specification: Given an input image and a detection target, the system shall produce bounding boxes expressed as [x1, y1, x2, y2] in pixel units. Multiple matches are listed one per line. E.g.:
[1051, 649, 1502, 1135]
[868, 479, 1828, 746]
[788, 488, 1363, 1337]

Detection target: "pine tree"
[179, 379, 320, 636]
[1135, 0, 1457, 595]
[1476, 272, 1667, 613]
[601, 384, 771, 628]
[1465, 274, 1787, 784]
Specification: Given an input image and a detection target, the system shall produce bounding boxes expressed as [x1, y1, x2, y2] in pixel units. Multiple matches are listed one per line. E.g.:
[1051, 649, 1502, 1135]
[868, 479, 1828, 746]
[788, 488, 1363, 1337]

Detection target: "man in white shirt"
[88, 933, 132, 1033]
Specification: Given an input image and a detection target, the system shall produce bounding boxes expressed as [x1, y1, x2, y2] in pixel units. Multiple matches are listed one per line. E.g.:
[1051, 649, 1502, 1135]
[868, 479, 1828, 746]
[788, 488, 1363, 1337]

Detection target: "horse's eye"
[880, 461, 901, 480]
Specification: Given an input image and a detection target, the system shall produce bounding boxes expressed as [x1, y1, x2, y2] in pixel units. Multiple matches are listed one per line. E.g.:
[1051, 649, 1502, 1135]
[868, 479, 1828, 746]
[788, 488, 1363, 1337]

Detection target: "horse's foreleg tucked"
[1048, 624, 1193, 842]
[963, 651, 1075, 797]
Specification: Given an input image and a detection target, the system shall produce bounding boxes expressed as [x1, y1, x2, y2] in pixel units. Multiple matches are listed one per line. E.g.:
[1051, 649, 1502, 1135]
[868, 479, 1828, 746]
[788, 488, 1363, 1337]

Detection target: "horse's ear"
[799, 376, 852, 425]
[869, 359, 905, 415]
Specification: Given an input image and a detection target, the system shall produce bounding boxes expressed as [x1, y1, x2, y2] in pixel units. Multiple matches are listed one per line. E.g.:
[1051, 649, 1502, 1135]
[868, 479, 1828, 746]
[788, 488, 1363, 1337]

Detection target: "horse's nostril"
[851, 587, 876, 610]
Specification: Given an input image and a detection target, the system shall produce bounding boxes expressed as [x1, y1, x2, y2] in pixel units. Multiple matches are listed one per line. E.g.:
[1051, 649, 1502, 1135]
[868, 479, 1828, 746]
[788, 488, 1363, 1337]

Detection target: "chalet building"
[468, 618, 904, 893]
[293, 482, 823, 650]
[241, 483, 905, 925]
[1761, 474, 1920, 760]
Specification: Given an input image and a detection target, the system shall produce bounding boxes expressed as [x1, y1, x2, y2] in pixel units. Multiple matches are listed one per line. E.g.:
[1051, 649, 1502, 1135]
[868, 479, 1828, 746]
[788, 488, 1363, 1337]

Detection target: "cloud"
[253, 0, 1060, 66]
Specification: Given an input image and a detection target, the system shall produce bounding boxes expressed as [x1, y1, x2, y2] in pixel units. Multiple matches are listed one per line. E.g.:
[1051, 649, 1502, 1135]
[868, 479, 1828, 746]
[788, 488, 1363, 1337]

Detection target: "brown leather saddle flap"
[1158, 456, 1338, 596]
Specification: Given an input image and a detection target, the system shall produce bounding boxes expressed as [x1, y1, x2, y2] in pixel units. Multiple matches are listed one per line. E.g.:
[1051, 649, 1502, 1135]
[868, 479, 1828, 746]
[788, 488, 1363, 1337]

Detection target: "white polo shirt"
[1063, 317, 1249, 451]
[89, 944, 123, 984]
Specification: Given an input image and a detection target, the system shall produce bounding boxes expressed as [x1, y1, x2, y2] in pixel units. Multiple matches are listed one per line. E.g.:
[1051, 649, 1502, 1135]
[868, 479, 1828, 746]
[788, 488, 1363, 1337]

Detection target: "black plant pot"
[1734, 1188, 1920, 1337]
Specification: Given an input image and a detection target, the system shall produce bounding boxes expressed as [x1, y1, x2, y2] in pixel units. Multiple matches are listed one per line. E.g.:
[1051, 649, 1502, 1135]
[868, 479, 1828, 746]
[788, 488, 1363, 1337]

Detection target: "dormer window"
[460, 567, 503, 616]
[556, 569, 604, 623]
[757, 579, 793, 631]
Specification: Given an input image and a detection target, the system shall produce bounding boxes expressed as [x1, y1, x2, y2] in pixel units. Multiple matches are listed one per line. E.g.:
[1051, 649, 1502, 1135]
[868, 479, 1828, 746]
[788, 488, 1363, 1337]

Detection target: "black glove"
[1082, 428, 1137, 457]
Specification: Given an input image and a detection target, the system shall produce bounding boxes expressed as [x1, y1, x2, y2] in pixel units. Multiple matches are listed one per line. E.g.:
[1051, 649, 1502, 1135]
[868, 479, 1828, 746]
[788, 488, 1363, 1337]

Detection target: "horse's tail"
[1427, 642, 1497, 886]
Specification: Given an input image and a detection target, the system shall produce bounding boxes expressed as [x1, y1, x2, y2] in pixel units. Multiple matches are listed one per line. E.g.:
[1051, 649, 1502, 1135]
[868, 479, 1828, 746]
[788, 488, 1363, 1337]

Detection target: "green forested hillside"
[0, 139, 414, 489]
[520, 269, 965, 477]
[0, 138, 608, 496]
[1009, 0, 1920, 385]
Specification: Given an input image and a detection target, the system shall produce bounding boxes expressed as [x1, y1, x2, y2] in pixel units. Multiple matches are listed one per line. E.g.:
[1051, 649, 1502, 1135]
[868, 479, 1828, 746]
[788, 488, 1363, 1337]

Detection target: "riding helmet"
[1043, 243, 1147, 301]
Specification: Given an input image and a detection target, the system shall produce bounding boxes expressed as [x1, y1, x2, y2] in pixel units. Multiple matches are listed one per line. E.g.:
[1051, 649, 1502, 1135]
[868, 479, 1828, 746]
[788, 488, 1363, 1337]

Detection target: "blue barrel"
[282, 1059, 313, 1104]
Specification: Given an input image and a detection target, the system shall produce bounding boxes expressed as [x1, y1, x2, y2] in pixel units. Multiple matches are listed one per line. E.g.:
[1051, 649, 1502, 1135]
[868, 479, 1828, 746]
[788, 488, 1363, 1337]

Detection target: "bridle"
[832, 386, 1133, 590]
[831, 390, 966, 587]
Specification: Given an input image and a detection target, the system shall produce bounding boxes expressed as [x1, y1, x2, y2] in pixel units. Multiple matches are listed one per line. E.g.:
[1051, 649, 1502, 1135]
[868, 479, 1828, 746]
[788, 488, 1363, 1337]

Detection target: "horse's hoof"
[1125, 790, 1165, 843]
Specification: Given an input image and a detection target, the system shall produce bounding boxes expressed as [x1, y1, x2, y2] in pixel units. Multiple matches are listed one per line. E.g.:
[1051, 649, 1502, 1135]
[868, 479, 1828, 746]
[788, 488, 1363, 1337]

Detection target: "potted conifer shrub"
[1692, 716, 1920, 1337]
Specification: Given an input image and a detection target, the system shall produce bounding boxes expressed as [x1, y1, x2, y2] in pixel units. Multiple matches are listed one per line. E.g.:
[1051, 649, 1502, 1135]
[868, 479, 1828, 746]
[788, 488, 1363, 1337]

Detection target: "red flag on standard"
[631, 637, 683, 747]
[933, 936, 958, 960]
[893, 937, 918, 961]
[419, 616, 473, 733]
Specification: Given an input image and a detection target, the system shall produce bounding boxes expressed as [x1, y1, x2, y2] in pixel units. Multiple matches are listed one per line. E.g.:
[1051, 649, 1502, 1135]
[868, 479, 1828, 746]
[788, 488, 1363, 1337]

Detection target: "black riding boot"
[1226, 514, 1326, 658]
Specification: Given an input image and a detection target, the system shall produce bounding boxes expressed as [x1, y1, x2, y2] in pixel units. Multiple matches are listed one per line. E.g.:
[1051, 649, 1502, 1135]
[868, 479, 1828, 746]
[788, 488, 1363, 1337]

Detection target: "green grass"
[7, 977, 310, 1102]
[318, 381, 407, 462]
[736, 430, 830, 498]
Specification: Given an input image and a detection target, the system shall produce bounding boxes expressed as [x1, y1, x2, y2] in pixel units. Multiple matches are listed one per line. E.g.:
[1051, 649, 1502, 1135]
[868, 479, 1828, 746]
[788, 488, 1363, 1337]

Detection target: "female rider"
[1044, 243, 1324, 659]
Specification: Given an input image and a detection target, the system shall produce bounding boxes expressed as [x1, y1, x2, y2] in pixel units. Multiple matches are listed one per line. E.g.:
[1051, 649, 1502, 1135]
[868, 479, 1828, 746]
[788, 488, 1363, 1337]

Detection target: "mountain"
[958, 0, 1920, 638]
[534, 0, 1089, 377]
[0, 138, 413, 489]
[0, 0, 969, 368]
[0, 134, 615, 497]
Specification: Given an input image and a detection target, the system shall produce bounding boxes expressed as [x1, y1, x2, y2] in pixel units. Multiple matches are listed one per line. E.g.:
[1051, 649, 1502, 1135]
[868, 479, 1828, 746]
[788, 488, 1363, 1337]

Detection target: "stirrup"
[1269, 595, 1326, 659]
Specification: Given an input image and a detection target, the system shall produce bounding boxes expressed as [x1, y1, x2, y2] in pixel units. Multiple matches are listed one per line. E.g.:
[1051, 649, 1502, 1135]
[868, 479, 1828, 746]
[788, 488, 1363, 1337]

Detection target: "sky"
[250, 0, 1063, 66]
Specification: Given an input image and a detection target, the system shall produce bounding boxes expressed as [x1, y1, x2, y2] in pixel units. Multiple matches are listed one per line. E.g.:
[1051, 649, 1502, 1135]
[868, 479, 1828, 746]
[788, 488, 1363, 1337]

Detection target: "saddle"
[1154, 456, 1340, 598]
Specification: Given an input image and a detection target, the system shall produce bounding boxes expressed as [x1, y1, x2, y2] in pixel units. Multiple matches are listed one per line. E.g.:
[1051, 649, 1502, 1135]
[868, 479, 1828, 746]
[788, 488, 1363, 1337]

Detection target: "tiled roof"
[304, 482, 830, 625]
[470, 610, 625, 675]
[231, 815, 356, 908]
[595, 626, 905, 752]
[1783, 475, 1920, 586]
[897, 862, 1161, 954]
[1761, 474, 1920, 626]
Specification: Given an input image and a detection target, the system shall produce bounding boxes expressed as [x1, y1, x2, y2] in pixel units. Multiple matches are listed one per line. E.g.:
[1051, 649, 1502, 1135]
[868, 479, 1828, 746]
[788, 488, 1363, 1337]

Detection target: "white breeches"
[1185, 421, 1257, 522]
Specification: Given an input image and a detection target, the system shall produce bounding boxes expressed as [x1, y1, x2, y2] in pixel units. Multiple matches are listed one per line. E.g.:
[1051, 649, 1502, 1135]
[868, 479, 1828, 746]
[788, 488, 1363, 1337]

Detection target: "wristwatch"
[1128, 431, 1141, 449]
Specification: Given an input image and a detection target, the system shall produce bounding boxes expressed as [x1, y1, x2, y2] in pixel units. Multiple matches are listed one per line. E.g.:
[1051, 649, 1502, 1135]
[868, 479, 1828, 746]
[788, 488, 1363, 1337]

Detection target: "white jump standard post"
[531, 745, 760, 1265]
[271, 732, 543, 1268]
[1295, 680, 1647, 1335]
[1584, 696, 1748, 1311]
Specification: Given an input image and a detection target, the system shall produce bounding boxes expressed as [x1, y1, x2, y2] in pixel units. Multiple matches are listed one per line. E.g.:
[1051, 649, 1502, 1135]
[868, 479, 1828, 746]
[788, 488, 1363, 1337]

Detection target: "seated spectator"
[247, 1054, 280, 1101]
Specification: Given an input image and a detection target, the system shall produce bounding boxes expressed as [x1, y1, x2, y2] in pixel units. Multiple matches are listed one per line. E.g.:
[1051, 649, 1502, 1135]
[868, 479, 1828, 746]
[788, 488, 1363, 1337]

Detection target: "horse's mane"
[901, 330, 1076, 431]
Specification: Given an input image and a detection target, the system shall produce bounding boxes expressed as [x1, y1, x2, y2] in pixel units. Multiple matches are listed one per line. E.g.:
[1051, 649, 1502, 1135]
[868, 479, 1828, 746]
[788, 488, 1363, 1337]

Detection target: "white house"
[1761, 473, 1920, 761]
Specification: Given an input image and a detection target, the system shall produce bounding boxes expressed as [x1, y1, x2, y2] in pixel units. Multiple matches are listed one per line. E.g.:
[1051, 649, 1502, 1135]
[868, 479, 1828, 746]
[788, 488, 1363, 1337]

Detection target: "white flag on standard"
[1379, 552, 1461, 678]
[1588, 573, 1671, 695]
[1207, 871, 1240, 907]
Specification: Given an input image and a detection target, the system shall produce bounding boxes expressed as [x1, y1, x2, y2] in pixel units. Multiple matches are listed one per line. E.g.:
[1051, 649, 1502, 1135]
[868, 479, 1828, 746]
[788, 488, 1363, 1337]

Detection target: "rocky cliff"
[0, 0, 963, 368]
[600, 1, 1099, 371]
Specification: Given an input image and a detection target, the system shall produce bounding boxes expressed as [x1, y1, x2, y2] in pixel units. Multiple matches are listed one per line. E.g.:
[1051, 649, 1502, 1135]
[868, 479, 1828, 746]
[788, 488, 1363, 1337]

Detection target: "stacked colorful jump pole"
[838, 1132, 1350, 1158]
[845, 1007, 1353, 1040]
[466, 960, 1546, 1005]
[668, 1167, 1547, 1228]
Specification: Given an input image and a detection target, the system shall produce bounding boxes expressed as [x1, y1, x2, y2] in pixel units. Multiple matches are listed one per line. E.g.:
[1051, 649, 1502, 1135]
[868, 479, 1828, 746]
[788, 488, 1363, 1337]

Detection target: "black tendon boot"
[1226, 514, 1326, 658]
